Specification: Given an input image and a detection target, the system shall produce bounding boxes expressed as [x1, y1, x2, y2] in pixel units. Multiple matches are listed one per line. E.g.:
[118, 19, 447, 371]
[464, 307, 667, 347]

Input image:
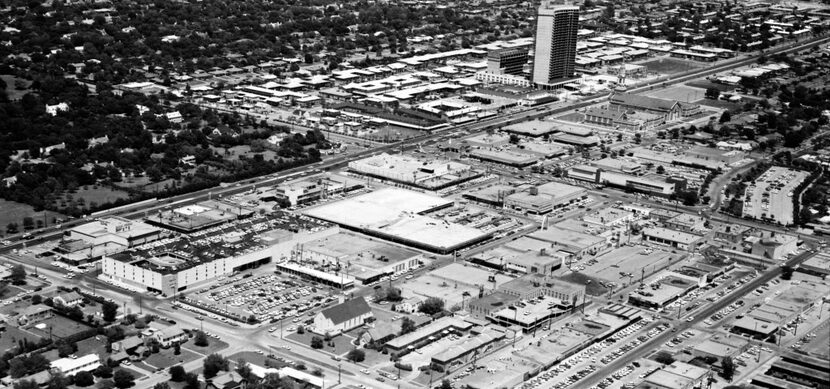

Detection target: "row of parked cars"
[523, 319, 662, 389]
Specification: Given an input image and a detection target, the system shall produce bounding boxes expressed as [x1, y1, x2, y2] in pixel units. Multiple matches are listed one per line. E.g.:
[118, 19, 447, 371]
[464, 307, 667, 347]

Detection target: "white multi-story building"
[531, 1, 580, 87]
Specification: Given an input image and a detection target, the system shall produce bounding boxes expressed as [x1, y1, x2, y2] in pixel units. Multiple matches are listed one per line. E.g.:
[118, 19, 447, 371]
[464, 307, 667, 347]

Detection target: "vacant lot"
[29, 315, 93, 339]
[0, 75, 33, 101]
[0, 199, 66, 236]
[640, 58, 703, 74]
[643, 85, 704, 103]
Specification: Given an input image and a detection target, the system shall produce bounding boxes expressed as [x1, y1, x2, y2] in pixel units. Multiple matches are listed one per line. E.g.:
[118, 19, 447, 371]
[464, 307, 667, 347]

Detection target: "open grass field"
[643, 85, 705, 103]
[0, 326, 43, 353]
[640, 57, 704, 75]
[29, 315, 93, 339]
[0, 199, 66, 237]
[0, 75, 33, 101]
[557, 112, 585, 123]
[71, 185, 132, 207]
[693, 98, 744, 111]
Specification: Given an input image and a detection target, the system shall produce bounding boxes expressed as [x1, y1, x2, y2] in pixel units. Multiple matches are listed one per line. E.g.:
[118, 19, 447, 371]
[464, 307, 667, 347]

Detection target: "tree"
[153, 384, 170, 389]
[22, 217, 34, 230]
[101, 301, 118, 322]
[113, 370, 135, 389]
[10, 264, 26, 285]
[781, 265, 794, 280]
[634, 133, 642, 144]
[400, 317, 416, 335]
[418, 297, 445, 315]
[439, 379, 453, 389]
[236, 359, 253, 382]
[194, 330, 209, 347]
[94, 364, 113, 378]
[14, 380, 39, 389]
[75, 371, 95, 387]
[721, 356, 735, 381]
[719, 111, 732, 123]
[705, 87, 720, 100]
[654, 351, 675, 365]
[656, 165, 665, 174]
[311, 336, 324, 349]
[385, 287, 403, 302]
[169, 365, 186, 382]
[346, 348, 365, 362]
[96, 380, 115, 389]
[184, 373, 200, 389]
[203, 353, 230, 378]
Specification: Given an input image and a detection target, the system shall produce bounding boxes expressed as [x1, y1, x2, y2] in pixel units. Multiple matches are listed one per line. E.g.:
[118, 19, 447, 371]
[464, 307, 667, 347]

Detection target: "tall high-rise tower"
[531, 0, 580, 88]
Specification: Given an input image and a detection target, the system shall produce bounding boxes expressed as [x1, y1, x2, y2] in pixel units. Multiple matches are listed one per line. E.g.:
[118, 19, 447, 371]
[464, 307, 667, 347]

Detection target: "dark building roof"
[320, 297, 372, 325]
[610, 93, 678, 112]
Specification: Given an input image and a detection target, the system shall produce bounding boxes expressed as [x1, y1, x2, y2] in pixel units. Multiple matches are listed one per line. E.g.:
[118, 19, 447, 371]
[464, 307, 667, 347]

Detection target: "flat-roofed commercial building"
[528, 227, 608, 260]
[628, 270, 699, 309]
[592, 157, 642, 175]
[643, 362, 709, 389]
[348, 153, 481, 190]
[384, 316, 473, 357]
[601, 171, 677, 197]
[297, 232, 424, 285]
[274, 176, 358, 206]
[303, 188, 491, 254]
[504, 182, 587, 214]
[431, 328, 505, 373]
[67, 217, 166, 249]
[469, 148, 539, 167]
[762, 353, 830, 389]
[487, 47, 529, 76]
[692, 337, 749, 361]
[102, 215, 338, 295]
[642, 227, 704, 251]
[798, 252, 830, 277]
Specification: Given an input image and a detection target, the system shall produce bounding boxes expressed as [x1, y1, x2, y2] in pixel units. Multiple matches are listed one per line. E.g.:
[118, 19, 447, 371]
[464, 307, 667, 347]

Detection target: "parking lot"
[186, 271, 335, 323]
[587, 245, 675, 289]
[742, 166, 809, 225]
[526, 319, 670, 389]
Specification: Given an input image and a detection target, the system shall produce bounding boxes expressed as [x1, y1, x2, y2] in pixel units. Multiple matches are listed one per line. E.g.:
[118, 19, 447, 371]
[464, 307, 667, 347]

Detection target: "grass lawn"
[182, 337, 229, 356]
[0, 75, 33, 100]
[0, 199, 66, 237]
[0, 326, 43, 353]
[287, 331, 359, 356]
[557, 112, 584, 123]
[71, 185, 132, 208]
[29, 316, 93, 339]
[685, 80, 736, 92]
[115, 365, 148, 380]
[558, 272, 608, 296]
[0, 284, 27, 299]
[227, 351, 291, 369]
[640, 58, 703, 74]
[143, 348, 201, 369]
[693, 98, 743, 111]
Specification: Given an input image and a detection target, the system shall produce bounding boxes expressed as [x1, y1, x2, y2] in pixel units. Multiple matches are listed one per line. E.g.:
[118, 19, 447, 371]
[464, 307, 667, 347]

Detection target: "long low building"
[384, 316, 474, 357]
[504, 182, 587, 214]
[430, 328, 505, 373]
[347, 153, 482, 190]
[642, 227, 704, 251]
[102, 216, 339, 295]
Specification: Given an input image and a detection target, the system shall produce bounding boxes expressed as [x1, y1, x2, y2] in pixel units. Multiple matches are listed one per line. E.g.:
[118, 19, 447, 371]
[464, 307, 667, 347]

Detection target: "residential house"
[50, 354, 101, 376]
[17, 304, 52, 326]
[54, 291, 83, 307]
